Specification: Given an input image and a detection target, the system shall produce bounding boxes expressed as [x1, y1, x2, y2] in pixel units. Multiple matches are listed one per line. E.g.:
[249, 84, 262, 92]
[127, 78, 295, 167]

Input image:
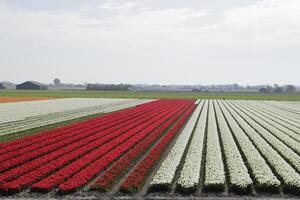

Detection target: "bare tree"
[53, 78, 61, 86]
[286, 85, 296, 93]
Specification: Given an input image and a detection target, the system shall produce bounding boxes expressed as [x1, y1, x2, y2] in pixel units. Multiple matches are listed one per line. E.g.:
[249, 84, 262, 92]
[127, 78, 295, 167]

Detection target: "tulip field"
[0, 98, 151, 136]
[0, 98, 300, 199]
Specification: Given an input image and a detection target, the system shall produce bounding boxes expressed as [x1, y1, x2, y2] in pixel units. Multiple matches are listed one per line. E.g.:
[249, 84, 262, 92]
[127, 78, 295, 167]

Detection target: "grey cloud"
[0, 0, 299, 85]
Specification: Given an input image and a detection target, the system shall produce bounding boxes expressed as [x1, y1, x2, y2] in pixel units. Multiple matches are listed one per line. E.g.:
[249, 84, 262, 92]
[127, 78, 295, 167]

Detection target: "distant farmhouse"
[0, 83, 5, 89]
[0, 81, 15, 89]
[16, 81, 48, 90]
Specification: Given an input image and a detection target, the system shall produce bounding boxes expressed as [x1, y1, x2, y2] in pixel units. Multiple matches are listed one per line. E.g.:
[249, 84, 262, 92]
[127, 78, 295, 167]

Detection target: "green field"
[1, 89, 300, 101]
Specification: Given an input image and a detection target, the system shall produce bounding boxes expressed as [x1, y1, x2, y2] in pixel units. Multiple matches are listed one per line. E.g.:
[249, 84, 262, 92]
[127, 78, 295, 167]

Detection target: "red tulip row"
[0, 99, 162, 153]
[0, 101, 180, 191]
[0, 100, 162, 156]
[90, 101, 191, 191]
[0, 102, 167, 172]
[57, 102, 193, 193]
[120, 104, 196, 193]
[0, 100, 195, 194]
[30, 101, 184, 192]
[0, 102, 172, 186]
[0, 108, 155, 163]
[0, 105, 133, 151]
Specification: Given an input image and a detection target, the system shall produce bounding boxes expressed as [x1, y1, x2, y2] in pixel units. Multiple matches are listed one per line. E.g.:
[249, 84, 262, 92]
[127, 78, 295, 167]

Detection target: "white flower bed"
[258, 101, 300, 123]
[264, 101, 300, 113]
[252, 102, 300, 134]
[0, 98, 144, 124]
[241, 101, 300, 133]
[225, 101, 300, 193]
[219, 101, 280, 191]
[0, 98, 152, 136]
[203, 100, 225, 191]
[149, 101, 204, 191]
[214, 101, 252, 193]
[235, 101, 300, 152]
[266, 101, 300, 114]
[194, 99, 200, 104]
[228, 101, 300, 174]
[176, 100, 208, 193]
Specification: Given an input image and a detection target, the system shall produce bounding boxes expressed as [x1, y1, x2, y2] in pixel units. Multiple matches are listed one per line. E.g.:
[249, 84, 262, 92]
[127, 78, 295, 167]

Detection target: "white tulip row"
[251, 100, 300, 124]
[0, 101, 141, 135]
[234, 101, 300, 149]
[176, 100, 208, 192]
[194, 99, 200, 104]
[214, 101, 252, 193]
[224, 101, 300, 193]
[149, 100, 204, 191]
[243, 101, 300, 131]
[0, 100, 128, 128]
[228, 101, 300, 174]
[203, 100, 225, 191]
[0, 99, 145, 127]
[259, 101, 300, 122]
[274, 101, 300, 109]
[0, 99, 151, 136]
[1, 99, 149, 131]
[218, 101, 280, 191]
[238, 102, 300, 136]
[265, 101, 300, 114]
[0, 98, 142, 124]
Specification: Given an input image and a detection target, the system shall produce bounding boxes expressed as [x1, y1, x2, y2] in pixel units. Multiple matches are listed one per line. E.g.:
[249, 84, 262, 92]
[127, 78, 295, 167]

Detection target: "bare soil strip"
[0, 97, 57, 103]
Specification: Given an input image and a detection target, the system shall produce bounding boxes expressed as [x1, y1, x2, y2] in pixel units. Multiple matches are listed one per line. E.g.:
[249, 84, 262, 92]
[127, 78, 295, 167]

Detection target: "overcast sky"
[0, 0, 299, 85]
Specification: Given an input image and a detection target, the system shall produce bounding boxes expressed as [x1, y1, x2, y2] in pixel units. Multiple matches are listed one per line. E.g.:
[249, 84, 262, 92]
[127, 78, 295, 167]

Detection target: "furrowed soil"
[0, 96, 57, 103]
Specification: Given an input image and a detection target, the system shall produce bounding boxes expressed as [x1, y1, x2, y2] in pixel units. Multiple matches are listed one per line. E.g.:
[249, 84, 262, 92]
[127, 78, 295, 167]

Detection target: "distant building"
[0, 83, 5, 89]
[53, 78, 61, 86]
[48, 83, 85, 90]
[0, 81, 16, 89]
[16, 81, 48, 90]
[259, 88, 269, 93]
[87, 83, 130, 91]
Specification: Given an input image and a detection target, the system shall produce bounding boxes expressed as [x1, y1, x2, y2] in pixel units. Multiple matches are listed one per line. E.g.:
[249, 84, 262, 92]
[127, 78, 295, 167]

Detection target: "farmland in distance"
[1, 89, 300, 101]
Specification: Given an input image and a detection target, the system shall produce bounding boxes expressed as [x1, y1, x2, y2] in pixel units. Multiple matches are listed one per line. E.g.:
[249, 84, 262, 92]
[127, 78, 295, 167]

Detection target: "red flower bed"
[0, 102, 176, 191]
[0, 100, 162, 154]
[0, 100, 195, 194]
[30, 102, 182, 192]
[90, 102, 190, 191]
[58, 102, 191, 193]
[0, 101, 161, 157]
[119, 104, 196, 193]
[0, 102, 165, 173]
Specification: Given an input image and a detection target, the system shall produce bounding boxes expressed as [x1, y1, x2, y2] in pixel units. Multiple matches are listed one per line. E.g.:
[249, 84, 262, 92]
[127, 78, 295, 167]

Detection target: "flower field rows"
[148, 100, 300, 195]
[262, 101, 300, 115]
[257, 101, 300, 123]
[214, 101, 252, 193]
[176, 100, 208, 193]
[149, 100, 203, 191]
[239, 101, 300, 135]
[0, 98, 152, 136]
[0, 99, 300, 198]
[0, 99, 195, 194]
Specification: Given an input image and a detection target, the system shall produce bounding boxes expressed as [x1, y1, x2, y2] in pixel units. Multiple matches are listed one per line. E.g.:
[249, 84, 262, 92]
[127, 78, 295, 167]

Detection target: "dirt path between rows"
[0, 97, 57, 103]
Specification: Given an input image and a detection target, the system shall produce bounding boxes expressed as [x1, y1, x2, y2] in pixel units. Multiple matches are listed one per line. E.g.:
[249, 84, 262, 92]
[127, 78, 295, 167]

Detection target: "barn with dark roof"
[16, 81, 48, 90]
